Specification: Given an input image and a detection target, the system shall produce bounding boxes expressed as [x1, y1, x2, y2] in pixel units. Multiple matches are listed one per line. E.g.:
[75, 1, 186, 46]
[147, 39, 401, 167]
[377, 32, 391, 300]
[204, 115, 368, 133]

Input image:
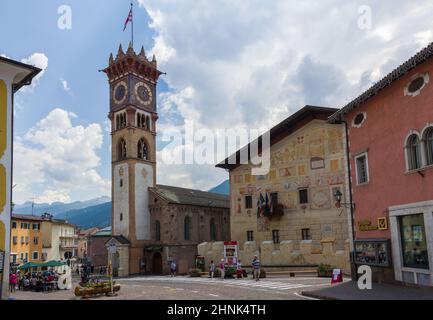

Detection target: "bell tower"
[103, 43, 163, 275]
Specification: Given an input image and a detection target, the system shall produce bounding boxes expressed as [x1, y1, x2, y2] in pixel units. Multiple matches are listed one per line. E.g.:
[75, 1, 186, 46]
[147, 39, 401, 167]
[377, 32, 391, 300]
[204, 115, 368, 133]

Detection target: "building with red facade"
[330, 43, 433, 286]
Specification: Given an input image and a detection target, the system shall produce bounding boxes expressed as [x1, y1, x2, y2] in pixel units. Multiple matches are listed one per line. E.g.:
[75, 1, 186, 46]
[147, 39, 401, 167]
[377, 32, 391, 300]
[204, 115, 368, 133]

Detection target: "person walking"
[220, 259, 225, 280]
[9, 272, 17, 293]
[236, 260, 243, 279]
[252, 255, 260, 281]
[170, 261, 177, 277]
[209, 260, 215, 279]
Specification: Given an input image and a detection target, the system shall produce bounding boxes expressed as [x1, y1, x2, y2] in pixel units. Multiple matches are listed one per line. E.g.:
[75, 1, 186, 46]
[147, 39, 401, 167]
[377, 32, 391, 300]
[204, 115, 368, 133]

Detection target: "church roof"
[329, 41, 433, 123]
[150, 185, 229, 209]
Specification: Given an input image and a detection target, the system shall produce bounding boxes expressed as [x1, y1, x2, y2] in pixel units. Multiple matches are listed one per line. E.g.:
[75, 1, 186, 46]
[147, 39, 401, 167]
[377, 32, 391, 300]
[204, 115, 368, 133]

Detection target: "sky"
[1, 0, 433, 205]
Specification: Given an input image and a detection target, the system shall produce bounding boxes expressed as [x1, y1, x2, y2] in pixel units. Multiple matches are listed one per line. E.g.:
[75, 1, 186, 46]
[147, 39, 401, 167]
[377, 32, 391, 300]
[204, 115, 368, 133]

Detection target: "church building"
[102, 43, 230, 277]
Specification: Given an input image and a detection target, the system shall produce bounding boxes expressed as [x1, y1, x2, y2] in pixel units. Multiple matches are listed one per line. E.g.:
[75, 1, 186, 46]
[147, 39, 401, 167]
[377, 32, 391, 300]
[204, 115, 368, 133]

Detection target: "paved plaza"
[8, 275, 343, 300]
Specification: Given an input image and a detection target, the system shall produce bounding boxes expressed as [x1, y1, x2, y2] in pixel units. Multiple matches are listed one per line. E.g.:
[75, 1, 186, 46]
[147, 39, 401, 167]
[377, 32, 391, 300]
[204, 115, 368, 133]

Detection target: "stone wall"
[198, 239, 351, 274]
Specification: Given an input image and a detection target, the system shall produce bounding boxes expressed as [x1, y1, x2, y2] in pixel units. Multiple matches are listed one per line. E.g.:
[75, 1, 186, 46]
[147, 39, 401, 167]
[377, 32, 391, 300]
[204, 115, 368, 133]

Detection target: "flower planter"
[74, 284, 120, 298]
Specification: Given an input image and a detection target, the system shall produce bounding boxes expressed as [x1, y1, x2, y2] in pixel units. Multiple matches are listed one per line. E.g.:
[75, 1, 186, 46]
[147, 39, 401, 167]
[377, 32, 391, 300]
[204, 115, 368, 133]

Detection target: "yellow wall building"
[0, 56, 40, 299]
[10, 215, 43, 265]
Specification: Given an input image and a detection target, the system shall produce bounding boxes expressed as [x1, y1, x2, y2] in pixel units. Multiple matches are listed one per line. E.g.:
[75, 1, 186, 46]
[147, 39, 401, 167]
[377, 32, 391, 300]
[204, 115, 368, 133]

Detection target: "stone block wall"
[198, 239, 351, 274]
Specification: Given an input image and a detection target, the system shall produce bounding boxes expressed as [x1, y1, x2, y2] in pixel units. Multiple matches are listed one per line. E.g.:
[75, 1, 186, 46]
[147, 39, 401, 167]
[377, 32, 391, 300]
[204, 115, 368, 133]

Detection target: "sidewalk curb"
[300, 291, 341, 300]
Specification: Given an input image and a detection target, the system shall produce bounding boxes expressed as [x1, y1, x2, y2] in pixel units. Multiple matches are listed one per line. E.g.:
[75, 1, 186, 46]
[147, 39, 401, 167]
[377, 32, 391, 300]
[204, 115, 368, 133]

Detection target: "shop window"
[245, 196, 253, 209]
[247, 231, 254, 242]
[299, 189, 309, 204]
[355, 153, 369, 184]
[272, 230, 280, 244]
[354, 240, 391, 267]
[406, 134, 421, 171]
[399, 214, 429, 270]
[302, 228, 311, 240]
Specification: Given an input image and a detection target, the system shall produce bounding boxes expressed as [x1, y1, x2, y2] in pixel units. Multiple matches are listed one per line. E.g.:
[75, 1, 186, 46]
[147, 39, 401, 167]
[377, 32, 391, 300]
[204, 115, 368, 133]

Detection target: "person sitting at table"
[23, 277, 30, 291]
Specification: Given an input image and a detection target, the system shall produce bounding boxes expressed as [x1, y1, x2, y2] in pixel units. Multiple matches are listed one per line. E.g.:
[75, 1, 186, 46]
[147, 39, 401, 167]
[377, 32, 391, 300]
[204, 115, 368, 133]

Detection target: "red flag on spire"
[123, 6, 133, 31]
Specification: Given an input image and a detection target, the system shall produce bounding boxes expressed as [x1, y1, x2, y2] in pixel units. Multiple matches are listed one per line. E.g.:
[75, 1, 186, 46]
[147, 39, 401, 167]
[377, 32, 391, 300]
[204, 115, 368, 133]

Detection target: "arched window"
[407, 134, 421, 170]
[118, 138, 127, 160]
[146, 116, 151, 131]
[119, 112, 126, 129]
[116, 115, 120, 130]
[137, 138, 149, 160]
[155, 220, 161, 241]
[142, 115, 146, 129]
[210, 218, 217, 241]
[137, 113, 141, 128]
[184, 216, 191, 241]
[425, 128, 433, 166]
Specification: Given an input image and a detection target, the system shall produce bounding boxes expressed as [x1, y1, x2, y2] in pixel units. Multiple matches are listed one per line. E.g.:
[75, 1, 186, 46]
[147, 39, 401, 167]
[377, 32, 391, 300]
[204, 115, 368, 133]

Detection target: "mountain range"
[13, 180, 229, 229]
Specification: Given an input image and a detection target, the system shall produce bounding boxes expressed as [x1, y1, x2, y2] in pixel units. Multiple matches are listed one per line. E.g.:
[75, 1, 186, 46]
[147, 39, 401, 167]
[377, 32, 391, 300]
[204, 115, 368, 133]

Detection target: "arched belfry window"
[425, 128, 433, 166]
[146, 116, 151, 131]
[137, 113, 141, 128]
[184, 216, 191, 241]
[210, 218, 217, 241]
[137, 138, 149, 160]
[118, 138, 127, 160]
[406, 134, 421, 170]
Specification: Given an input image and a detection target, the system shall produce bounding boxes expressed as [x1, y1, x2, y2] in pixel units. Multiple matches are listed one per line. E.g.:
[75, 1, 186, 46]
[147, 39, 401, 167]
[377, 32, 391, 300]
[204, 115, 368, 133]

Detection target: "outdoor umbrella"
[18, 262, 40, 269]
[41, 260, 67, 267]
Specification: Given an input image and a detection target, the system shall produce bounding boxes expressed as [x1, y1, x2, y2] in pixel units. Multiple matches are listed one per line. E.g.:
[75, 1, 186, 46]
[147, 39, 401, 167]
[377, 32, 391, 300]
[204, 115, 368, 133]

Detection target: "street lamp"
[333, 189, 355, 209]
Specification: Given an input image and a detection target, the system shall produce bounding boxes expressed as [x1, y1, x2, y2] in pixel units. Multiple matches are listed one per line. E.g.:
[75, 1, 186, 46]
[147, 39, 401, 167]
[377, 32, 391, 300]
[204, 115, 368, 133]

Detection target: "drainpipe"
[338, 118, 357, 281]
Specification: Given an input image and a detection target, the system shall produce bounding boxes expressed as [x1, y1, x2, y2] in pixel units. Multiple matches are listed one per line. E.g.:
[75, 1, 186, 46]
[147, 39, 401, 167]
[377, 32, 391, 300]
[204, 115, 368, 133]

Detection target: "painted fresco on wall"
[309, 128, 325, 158]
[327, 128, 343, 154]
[310, 186, 331, 209]
[257, 216, 269, 232]
[230, 122, 347, 232]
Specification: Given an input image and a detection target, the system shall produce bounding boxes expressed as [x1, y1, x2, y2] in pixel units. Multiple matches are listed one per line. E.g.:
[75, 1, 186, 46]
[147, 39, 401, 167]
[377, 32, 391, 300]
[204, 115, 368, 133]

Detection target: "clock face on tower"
[113, 81, 128, 105]
[134, 81, 153, 106]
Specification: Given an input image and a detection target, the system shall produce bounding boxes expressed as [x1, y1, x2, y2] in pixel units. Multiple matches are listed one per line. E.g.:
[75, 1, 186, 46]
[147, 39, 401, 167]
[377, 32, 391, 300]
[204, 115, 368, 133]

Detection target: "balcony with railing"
[59, 241, 78, 249]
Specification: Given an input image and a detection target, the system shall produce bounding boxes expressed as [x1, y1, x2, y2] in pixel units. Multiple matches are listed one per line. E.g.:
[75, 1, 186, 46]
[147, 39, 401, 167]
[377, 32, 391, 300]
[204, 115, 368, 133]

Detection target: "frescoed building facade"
[329, 43, 433, 285]
[0, 57, 40, 299]
[216, 106, 351, 273]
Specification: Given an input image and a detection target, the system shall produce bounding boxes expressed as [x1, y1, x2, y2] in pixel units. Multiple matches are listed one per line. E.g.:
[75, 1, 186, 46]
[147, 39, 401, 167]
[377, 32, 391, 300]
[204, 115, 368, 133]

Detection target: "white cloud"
[135, 1, 433, 191]
[20, 53, 49, 90]
[13, 108, 110, 204]
[60, 78, 72, 93]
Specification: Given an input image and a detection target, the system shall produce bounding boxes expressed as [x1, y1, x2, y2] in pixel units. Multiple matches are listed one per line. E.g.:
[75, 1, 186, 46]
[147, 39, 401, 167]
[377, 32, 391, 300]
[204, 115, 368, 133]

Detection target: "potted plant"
[317, 263, 334, 277]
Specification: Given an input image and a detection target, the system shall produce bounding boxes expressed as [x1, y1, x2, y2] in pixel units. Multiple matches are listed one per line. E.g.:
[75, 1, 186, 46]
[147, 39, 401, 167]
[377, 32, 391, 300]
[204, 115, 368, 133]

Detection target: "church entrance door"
[152, 252, 163, 274]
